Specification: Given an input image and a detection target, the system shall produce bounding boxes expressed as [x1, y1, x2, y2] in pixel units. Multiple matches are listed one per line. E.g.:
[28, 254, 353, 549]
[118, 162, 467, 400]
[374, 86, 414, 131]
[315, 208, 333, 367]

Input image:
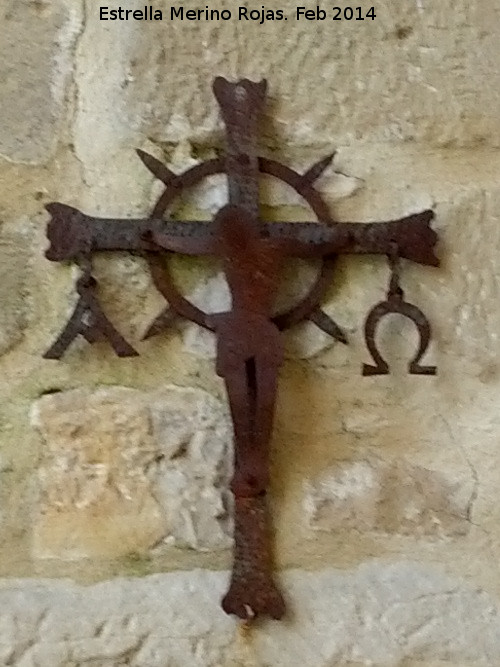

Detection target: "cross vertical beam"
[213, 77, 267, 223]
[211, 80, 288, 618]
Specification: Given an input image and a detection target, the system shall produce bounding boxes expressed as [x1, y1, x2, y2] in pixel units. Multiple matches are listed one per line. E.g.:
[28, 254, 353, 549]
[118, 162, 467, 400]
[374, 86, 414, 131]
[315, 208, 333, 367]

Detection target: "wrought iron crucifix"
[43, 77, 439, 621]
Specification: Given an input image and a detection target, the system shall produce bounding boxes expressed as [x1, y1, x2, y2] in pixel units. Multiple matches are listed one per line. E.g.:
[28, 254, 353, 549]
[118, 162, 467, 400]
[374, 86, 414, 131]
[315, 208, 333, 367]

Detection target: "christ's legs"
[223, 359, 267, 497]
[223, 351, 280, 497]
[255, 355, 280, 461]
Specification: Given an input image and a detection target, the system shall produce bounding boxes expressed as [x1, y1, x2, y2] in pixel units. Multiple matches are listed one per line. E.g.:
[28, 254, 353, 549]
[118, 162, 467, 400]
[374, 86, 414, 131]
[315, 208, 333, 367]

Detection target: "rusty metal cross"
[43, 77, 439, 621]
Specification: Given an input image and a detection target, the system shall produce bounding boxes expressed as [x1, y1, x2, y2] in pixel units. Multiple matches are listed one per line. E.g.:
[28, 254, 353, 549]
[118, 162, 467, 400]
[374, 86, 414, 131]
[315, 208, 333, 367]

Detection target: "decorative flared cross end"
[222, 496, 285, 621]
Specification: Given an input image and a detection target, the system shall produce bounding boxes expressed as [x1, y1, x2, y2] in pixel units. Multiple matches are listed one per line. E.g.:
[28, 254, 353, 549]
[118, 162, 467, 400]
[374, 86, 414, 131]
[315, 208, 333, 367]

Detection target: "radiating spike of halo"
[301, 152, 336, 185]
[136, 149, 177, 185]
[142, 308, 178, 340]
[309, 308, 348, 344]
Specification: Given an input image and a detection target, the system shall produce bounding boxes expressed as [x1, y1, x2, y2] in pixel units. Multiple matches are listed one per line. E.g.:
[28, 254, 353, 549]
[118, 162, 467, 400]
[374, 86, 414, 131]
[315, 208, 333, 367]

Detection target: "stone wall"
[1, 0, 500, 664]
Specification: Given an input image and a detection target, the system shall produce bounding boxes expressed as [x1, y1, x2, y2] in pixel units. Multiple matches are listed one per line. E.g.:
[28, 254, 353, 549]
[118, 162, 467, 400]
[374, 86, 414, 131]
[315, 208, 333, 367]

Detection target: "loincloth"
[213, 312, 283, 377]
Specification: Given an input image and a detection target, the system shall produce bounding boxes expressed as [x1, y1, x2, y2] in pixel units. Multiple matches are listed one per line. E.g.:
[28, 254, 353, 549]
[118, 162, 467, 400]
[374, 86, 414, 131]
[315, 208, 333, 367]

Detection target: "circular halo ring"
[146, 157, 337, 332]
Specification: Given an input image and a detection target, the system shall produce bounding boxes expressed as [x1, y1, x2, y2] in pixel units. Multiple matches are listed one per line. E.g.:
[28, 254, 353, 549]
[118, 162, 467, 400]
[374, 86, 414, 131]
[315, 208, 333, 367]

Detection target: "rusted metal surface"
[44, 259, 138, 359]
[362, 245, 437, 376]
[44, 77, 440, 621]
[223, 495, 285, 620]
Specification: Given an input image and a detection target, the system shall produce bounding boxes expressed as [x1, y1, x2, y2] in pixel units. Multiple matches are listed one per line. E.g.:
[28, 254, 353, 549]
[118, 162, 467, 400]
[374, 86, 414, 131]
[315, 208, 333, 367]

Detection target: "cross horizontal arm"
[44, 204, 215, 260]
[45, 204, 438, 268]
[269, 210, 439, 267]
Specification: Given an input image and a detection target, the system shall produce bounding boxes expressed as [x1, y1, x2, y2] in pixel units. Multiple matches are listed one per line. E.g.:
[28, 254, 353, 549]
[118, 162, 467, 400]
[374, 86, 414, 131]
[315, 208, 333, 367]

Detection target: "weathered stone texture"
[1, 563, 500, 666]
[305, 457, 471, 537]
[0, 220, 31, 355]
[63, 0, 500, 203]
[31, 385, 232, 558]
[74, 0, 500, 174]
[149, 385, 232, 551]
[0, 0, 81, 164]
[441, 189, 500, 364]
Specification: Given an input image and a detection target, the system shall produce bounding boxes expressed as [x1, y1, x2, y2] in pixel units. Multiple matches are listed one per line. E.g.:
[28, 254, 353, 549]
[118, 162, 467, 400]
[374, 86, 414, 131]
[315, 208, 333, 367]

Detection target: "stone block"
[72, 0, 500, 186]
[305, 457, 471, 537]
[0, 220, 31, 355]
[31, 385, 232, 558]
[0, 0, 80, 163]
[149, 385, 232, 551]
[1, 563, 500, 665]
